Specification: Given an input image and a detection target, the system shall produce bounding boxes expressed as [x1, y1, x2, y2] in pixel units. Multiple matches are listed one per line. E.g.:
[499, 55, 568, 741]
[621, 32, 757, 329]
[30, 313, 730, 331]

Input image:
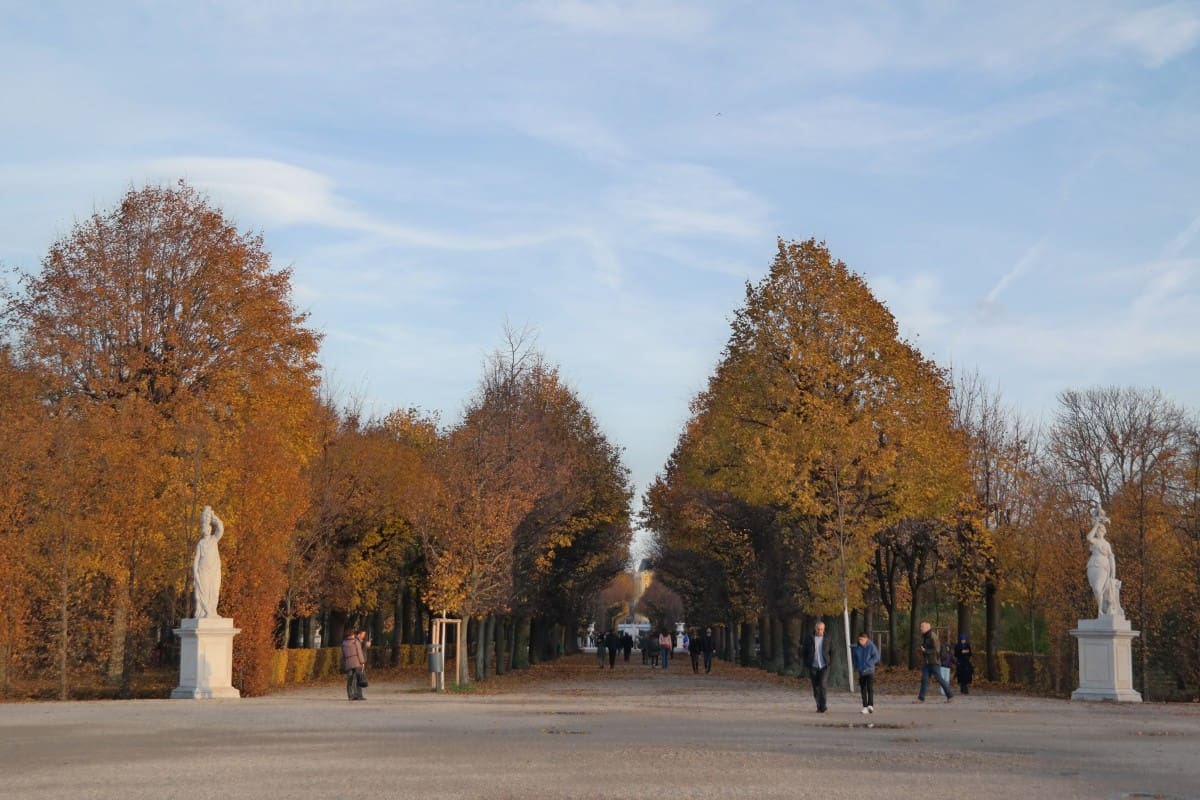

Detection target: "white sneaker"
[861, 707, 869, 714]
[867, 706, 874, 714]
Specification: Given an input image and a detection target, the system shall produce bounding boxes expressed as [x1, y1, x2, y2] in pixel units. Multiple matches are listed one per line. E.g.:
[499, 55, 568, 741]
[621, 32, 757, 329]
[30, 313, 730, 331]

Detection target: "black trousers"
[690, 652, 700, 673]
[345, 668, 363, 700]
[703, 651, 713, 673]
[859, 673, 874, 707]
[810, 666, 829, 711]
[608, 648, 617, 667]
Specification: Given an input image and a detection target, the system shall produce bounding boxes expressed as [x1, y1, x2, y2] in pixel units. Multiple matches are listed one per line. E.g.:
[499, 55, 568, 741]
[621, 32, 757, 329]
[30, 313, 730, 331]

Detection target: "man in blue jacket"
[852, 631, 881, 714]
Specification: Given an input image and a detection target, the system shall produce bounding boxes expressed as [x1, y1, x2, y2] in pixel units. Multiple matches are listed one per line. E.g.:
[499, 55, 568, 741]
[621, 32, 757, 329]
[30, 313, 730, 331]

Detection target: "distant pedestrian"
[341, 628, 365, 701]
[658, 630, 672, 669]
[596, 631, 607, 668]
[647, 632, 660, 668]
[917, 621, 953, 703]
[801, 621, 833, 713]
[852, 632, 880, 714]
[954, 634, 974, 695]
[606, 629, 619, 669]
[700, 627, 716, 674]
[640, 632, 649, 665]
[356, 628, 371, 686]
[622, 631, 633, 662]
[688, 629, 701, 673]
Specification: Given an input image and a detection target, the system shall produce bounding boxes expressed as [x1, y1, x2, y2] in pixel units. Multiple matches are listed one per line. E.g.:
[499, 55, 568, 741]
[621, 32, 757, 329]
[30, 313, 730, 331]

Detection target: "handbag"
[357, 670, 369, 688]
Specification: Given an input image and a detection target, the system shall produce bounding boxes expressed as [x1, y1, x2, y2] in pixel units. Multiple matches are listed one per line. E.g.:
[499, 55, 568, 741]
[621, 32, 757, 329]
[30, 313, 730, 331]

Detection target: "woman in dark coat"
[954, 634, 975, 694]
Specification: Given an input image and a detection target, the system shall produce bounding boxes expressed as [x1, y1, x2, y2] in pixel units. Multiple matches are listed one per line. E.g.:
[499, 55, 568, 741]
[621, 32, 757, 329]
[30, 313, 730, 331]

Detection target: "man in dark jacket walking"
[700, 627, 717, 674]
[801, 621, 833, 713]
[605, 629, 620, 668]
[917, 621, 954, 702]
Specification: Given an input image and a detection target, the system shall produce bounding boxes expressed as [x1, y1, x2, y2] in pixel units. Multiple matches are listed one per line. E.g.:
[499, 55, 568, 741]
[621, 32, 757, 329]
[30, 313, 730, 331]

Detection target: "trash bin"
[427, 645, 444, 673]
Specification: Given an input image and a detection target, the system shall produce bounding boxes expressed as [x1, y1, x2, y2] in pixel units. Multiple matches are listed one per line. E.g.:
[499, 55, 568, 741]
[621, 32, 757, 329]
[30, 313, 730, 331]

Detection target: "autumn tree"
[10, 181, 321, 695]
[646, 239, 968, 681]
[416, 329, 631, 679]
[1048, 386, 1193, 698]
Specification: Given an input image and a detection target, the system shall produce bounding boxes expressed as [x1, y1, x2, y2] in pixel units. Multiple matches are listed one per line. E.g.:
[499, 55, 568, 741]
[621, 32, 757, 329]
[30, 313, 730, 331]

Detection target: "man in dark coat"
[917, 621, 954, 702]
[622, 631, 633, 662]
[605, 629, 620, 668]
[700, 627, 717, 674]
[801, 621, 833, 712]
[688, 629, 702, 673]
[954, 633, 974, 694]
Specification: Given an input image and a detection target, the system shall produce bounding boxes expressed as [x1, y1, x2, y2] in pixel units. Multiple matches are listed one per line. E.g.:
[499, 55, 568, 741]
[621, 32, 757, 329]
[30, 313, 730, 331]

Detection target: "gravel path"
[1, 657, 1197, 799]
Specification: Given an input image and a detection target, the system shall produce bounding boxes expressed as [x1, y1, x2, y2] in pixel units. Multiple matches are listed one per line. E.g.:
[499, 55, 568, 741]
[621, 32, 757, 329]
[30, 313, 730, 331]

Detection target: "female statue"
[193, 506, 225, 618]
[1085, 506, 1122, 617]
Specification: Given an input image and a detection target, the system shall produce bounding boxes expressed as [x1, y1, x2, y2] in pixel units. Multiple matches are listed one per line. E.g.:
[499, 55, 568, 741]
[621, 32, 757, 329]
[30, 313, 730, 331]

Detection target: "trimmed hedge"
[269, 645, 426, 687]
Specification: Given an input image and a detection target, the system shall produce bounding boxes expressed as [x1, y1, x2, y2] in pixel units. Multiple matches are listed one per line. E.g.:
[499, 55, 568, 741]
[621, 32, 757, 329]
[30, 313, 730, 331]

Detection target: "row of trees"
[0, 183, 631, 698]
[643, 239, 1200, 699]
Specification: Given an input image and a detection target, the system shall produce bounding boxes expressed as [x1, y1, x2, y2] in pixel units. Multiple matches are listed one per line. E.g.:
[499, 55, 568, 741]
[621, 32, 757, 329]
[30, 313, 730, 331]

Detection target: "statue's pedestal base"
[1069, 615, 1141, 702]
[171, 617, 241, 699]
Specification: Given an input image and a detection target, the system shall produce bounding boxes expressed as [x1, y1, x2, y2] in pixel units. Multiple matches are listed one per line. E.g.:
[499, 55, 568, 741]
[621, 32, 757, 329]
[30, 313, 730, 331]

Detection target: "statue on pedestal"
[1085, 506, 1123, 618]
[193, 506, 225, 618]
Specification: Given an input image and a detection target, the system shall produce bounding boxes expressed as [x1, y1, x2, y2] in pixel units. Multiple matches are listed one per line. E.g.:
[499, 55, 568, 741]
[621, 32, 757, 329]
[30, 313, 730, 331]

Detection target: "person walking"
[648, 632, 660, 668]
[801, 621, 833, 713]
[605, 629, 619, 669]
[852, 632, 881, 714]
[700, 627, 717, 674]
[917, 621, 954, 703]
[688, 629, 702, 674]
[954, 633, 975, 695]
[658, 630, 673, 669]
[622, 631, 633, 663]
[356, 628, 372, 688]
[596, 630, 607, 669]
[341, 628, 366, 701]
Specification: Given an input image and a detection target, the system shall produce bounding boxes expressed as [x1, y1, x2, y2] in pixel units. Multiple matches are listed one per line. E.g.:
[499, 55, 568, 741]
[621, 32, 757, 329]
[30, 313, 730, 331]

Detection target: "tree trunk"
[495, 617, 509, 675]
[827, 615, 850, 689]
[957, 601, 971, 640]
[513, 614, 531, 669]
[58, 561, 70, 701]
[109, 588, 129, 684]
[908, 594, 923, 669]
[469, 617, 483, 680]
[391, 592, 403, 667]
[782, 615, 802, 676]
[769, 615, 785, 674]
[757, 613, 770, 668]
[985, 579, 999, 680]
[886, 606, 899, 666]
[739, 621, 754, 666]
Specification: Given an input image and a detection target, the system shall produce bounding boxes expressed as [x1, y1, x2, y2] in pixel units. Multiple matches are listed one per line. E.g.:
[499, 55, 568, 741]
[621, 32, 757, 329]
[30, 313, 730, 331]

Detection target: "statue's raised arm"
[193, 506, 224, 618]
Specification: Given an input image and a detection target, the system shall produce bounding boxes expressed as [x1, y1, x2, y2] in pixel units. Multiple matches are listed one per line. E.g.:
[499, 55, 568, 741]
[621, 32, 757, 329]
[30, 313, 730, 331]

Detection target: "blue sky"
[3, 2, 1199, 538]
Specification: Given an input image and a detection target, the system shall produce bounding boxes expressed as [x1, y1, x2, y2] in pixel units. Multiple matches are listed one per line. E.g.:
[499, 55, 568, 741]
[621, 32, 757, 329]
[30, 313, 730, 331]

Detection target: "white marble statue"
[1085, 506, 1123, 617]
[193, 506, 225, 618]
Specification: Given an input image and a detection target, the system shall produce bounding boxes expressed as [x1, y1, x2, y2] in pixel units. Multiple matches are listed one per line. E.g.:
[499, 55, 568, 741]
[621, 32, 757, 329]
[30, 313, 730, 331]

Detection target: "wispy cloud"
[676, 91, 1084, 164]
[986, 241, 1046, 306]
[1110, 3, 1200, 67]
[151, 157, 561, 253]
[526, 0, 712, 39]
[611, 163, 770, 240]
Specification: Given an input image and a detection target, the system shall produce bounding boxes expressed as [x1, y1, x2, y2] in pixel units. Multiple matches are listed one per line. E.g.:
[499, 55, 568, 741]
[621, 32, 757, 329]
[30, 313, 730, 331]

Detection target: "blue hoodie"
[852, 639, 881, 675]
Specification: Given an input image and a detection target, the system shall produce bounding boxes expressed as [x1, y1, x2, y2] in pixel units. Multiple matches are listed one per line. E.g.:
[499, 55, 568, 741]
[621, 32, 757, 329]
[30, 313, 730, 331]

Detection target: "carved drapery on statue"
[193, 506, 224, 618]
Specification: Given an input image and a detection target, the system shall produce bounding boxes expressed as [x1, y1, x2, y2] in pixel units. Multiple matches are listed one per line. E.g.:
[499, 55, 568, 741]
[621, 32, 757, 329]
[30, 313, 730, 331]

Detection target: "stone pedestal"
[1069, 615, 1141, 702]
[171, 617, 241, 699]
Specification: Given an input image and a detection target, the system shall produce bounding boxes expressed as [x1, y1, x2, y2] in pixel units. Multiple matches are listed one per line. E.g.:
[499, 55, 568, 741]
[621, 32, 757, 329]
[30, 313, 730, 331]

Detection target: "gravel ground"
[1, 656, 1197, 800]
